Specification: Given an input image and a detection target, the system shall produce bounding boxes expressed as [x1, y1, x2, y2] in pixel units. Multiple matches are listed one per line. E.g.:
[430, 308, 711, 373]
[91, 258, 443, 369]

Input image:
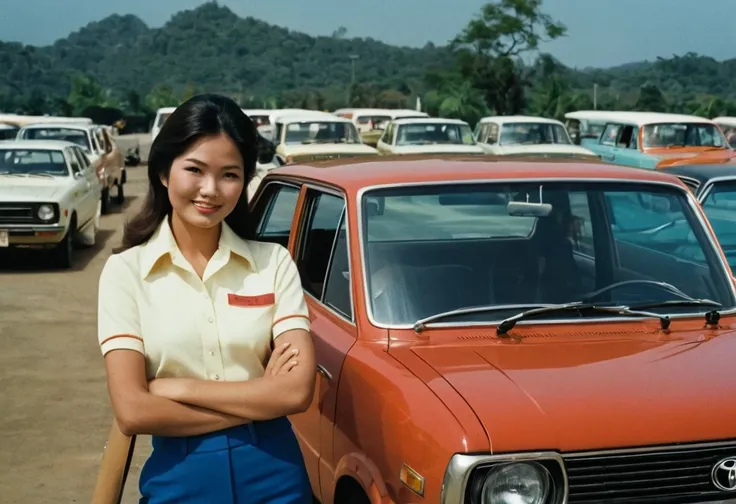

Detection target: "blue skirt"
[138, 416, 312, 504]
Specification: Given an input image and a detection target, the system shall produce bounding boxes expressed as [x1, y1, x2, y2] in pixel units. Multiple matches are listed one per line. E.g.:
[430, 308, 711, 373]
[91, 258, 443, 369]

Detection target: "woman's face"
[162, 133, 245, 230]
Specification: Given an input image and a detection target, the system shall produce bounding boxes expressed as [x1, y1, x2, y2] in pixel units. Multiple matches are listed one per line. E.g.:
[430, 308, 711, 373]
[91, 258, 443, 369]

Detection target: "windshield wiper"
[627, 299, 723, 326]
[578, 279, 695, 304]
[413, 303, 552, 333]
[496, 302, 672, 335]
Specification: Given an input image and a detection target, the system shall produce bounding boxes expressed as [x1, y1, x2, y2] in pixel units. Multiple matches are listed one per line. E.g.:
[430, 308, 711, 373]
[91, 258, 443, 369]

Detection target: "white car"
[16, 122, 125, 213]
[376, 118, 486, 155]
[271, 112, 378, 165]
[474, 115, 599, 158]
[0, 140, 102, 268]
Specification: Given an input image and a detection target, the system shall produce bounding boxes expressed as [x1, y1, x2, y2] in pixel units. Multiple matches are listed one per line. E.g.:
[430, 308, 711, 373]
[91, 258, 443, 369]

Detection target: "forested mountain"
[2, 1, 736, 125]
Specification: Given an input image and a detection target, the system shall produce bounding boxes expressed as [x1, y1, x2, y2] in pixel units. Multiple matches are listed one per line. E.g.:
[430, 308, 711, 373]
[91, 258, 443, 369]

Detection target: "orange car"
[249, 154, 736, 504]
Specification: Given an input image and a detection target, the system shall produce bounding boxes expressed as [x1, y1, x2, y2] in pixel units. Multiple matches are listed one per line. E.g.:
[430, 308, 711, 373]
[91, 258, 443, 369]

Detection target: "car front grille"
[564, 441, 736, 503]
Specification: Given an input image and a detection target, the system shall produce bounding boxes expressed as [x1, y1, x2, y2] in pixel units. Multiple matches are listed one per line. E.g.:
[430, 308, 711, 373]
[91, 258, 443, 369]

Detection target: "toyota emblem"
[712, 458, 736, 492]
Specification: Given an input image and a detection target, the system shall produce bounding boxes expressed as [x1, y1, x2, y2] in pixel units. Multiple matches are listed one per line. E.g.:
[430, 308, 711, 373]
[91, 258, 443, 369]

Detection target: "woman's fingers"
[272, 347, 299, 375]
[265, 342, 291, 374]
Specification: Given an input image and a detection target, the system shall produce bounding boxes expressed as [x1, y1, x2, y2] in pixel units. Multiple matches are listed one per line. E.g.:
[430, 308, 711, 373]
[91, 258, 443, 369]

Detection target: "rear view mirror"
[507, 201, 553, 217]
[438, 193, 507, 206]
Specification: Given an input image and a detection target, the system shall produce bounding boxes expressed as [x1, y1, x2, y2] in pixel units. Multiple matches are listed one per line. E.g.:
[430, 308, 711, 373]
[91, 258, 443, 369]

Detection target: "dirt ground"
[0, 159, 152, 503]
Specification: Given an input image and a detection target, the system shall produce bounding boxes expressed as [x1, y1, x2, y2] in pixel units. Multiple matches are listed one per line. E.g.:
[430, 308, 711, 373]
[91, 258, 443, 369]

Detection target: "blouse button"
[209, 351, 215, 356]
[214, 374, 220, 380]
[208, 317, 213, 323]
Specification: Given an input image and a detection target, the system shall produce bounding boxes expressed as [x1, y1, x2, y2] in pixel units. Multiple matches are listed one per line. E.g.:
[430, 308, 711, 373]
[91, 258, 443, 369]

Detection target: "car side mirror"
[73, 171, 84, 179]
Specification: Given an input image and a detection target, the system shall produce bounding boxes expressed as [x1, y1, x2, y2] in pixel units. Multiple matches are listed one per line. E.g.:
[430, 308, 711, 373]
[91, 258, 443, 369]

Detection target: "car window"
[322, 213, 352, 319]
[601, 124, 621, 146]
[255, 184, 300, 248]
[67, 149, 82, 174]
[361, 182, 734, 325]
[701, 181, 736, 261]
[71, 147, 90, 170]
[297, 191, 346, 299]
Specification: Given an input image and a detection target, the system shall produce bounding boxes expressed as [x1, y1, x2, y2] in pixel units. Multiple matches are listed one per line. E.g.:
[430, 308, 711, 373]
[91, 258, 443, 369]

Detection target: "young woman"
[97, 94, 315, 503]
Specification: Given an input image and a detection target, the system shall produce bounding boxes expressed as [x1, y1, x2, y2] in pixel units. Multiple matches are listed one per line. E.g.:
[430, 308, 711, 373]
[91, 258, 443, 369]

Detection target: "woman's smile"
[192, 200, 222, 214]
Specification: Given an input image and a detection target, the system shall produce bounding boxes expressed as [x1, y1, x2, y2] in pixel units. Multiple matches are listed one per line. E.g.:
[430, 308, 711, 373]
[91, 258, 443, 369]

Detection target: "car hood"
[389, 323, 736, 452]
[652, 148, 736, 167]
[393, 144, 486, 155]
[0, 177, 67, 201]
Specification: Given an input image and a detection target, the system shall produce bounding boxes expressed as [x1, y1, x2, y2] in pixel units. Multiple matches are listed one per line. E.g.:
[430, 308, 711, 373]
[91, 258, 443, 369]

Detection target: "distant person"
[96, 93, 314, 503]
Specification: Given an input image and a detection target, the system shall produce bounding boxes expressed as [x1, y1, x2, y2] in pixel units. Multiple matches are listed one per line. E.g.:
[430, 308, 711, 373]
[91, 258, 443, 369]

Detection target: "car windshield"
[499, 122, 572, 145]
[361, 181, 735, 325]
[395, 122, 475, 146]
[20, 127, 91, 152]
[0, 149, 69, 176]
[283, 121, 361, 144]
[642, 123, 727, 148]
[701, 180, 736, 269]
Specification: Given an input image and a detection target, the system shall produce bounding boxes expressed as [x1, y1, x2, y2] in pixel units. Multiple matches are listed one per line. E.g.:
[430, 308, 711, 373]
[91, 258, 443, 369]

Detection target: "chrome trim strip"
[0, 224, 65, 231]
[563, 438, 736, 458]
[441, 452, 568, 504]
[355, 177, 736, 330]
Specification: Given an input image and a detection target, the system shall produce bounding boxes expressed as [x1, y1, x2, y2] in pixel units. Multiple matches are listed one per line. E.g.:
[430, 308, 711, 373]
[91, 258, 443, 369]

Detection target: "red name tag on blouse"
[228, 293, 275, 307]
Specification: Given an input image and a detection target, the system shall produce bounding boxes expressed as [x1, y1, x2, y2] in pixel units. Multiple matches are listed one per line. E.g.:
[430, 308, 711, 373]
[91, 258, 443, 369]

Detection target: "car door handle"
[317, 364, 332, 381]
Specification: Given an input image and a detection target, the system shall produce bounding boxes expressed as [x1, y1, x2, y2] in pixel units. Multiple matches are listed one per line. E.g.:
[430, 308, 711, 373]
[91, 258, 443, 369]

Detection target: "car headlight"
[482, 462, 550, 504]
[37, 204, 55, 221]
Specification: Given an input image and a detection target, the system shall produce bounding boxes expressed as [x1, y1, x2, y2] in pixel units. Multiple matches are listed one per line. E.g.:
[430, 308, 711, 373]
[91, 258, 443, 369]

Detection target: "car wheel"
[53, 226, 74, 269]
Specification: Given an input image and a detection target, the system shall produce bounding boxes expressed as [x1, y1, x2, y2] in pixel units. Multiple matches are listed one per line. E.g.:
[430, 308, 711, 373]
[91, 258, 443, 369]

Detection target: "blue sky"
[1, 0, 732, 68]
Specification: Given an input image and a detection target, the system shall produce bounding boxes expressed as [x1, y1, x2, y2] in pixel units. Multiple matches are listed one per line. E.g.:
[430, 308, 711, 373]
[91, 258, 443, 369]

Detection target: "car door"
[290, 187, 357, 502]
[590, 123, 622, 163]
[375, 122, 394, 154]
[72, 146, 102, 210]
[64, 147, 95, 224]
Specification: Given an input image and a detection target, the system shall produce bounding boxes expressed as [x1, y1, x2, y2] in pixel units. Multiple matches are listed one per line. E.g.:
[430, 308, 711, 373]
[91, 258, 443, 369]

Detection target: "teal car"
[651, 164, 736, 271]
[570, 111, 734, 169]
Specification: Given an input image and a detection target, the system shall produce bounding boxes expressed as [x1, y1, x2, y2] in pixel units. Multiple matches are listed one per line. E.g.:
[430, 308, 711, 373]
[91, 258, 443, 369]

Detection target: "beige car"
[271, 112, 378, 165]
[16, 123, 125, 214]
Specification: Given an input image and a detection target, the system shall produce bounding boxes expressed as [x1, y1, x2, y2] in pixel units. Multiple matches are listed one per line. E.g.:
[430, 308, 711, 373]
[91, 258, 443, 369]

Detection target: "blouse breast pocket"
[221, 292, 276, 343]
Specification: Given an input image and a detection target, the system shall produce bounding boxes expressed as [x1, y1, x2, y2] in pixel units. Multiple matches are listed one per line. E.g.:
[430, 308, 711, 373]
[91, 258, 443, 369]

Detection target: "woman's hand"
[264, 341, 299, 376]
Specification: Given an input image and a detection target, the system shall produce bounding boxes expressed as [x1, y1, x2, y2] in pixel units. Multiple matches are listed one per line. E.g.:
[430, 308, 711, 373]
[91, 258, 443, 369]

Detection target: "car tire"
[53, 226, 74, 269]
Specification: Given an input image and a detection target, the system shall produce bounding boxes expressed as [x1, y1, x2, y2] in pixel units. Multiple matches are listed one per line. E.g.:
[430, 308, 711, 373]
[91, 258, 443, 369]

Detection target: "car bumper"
[0, 224, 66, 247]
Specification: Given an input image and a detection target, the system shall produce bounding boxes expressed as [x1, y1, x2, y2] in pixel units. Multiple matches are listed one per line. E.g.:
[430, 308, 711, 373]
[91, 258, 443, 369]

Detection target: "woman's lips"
[192, 201, 221, 214]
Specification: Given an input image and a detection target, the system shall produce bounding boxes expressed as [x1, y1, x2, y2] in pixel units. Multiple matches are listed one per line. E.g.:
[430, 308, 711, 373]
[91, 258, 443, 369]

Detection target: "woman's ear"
[160, 174, 168, 188]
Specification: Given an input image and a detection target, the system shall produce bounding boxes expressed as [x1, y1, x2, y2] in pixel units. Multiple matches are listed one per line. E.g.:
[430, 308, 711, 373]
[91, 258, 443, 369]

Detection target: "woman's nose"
[199, 175, 218, 197]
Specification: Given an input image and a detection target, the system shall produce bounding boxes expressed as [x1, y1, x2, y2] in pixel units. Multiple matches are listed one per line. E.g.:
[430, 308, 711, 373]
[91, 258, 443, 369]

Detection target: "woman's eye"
[185, 167, 201, 173]
[224, 172, 240, 179]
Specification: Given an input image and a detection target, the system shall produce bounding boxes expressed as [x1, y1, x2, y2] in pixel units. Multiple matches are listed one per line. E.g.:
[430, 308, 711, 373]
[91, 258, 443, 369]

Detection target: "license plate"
[0, 230, 7, 247]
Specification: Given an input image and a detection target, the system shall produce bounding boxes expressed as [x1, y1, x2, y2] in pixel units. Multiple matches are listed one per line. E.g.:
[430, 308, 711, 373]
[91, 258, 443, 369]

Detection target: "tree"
[67, 75, 108, 116]
[635, 82, 667, 112]
[452, 0, 566, 58]
[449, 0, 567, 115]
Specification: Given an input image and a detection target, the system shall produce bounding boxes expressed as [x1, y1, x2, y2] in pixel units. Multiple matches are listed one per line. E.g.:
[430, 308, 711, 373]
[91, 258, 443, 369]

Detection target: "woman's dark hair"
[120, 93, 260, 251]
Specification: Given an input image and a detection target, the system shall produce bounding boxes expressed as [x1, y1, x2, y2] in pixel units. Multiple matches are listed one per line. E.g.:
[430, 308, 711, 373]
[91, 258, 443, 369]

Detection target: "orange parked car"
[249, 154, 736, 504]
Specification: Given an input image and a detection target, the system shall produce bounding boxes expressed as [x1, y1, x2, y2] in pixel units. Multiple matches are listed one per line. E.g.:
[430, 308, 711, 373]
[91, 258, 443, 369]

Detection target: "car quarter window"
[297, 190, 346, 301]
[71, 147, 90, 171]
[322, 213, 352, 319]
[601, 123, 621, 145]
[255, 183, 301, 248]
[66, 149, 81, 174]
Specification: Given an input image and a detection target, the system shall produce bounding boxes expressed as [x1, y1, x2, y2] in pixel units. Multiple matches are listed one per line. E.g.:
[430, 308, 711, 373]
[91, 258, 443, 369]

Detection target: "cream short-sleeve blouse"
[97, 219, 310, 381]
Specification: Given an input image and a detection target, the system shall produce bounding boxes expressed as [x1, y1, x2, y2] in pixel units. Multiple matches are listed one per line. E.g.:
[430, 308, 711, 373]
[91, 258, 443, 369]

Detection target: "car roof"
[0, 139, 77, 150]
[660, 164, 736, 184]
[479, 115, 563, 125]
[275, 112, 348, 123]
[564, 111, 713, 127]
[392, 117, 468, 125]
[18, 122, 95, 131]
[268, 155, 687, 193]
